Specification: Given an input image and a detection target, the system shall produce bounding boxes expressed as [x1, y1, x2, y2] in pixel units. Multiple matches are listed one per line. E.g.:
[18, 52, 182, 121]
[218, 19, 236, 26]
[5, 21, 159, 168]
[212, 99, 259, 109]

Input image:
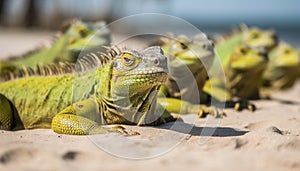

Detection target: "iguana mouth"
[127, 71, 167, 77]
[112, 71, 168, 83]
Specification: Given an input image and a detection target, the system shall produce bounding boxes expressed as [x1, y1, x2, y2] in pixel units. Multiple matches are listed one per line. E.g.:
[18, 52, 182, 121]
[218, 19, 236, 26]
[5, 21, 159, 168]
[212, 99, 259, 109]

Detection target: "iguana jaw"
[112, 71, 168, 94]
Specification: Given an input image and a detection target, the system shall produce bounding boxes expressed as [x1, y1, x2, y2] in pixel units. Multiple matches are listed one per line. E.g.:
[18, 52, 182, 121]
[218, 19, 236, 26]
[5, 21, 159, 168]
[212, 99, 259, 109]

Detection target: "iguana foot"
[52, 113, 141, 136]
[229, 100, 256, 112]
[198, 106, 227, 118]
[110, 125, 140, 136]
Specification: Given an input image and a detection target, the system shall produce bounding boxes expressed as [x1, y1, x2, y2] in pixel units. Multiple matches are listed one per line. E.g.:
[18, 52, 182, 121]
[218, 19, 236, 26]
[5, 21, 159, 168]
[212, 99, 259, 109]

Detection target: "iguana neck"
[98, 85, 161, 125]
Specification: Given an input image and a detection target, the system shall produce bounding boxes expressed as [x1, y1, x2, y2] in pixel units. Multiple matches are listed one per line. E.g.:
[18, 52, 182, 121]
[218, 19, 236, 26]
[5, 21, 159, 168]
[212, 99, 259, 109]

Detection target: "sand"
[0, 29, 300, 171]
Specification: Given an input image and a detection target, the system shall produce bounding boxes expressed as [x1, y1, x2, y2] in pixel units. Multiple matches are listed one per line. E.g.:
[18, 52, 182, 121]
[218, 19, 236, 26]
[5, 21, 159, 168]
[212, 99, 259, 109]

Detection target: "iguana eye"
[239, 47, 248, 54]
[179, 42, 188, 49]
[176, 37, 189, 50]
[121, 53, 136, 67]
[77, 26, 89, 37]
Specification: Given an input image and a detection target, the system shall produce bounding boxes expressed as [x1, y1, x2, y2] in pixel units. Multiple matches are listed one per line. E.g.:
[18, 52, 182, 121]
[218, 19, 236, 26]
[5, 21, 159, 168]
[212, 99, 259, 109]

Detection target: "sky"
[4, 0, 300, 28]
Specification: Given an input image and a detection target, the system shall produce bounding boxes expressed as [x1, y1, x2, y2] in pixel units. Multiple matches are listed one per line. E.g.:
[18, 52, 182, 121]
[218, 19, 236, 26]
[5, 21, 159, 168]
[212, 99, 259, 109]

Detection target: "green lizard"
[202, 26, 278, 110]
[262, 42, 300, 91]
[0, 46, 175, 135]
[155, 34, 226, 117]
[212, 25, 277, 67]
[0, 19, 110, 80]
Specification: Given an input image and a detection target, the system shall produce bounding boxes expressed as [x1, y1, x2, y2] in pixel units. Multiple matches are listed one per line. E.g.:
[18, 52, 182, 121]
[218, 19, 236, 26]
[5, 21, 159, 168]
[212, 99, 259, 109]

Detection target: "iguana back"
[0, 19, 111, 79]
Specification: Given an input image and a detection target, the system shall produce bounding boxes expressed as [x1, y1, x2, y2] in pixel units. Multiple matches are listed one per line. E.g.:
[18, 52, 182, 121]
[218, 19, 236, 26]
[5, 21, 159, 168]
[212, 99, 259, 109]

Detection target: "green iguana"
[154, 34, 226, 117]
[262, 42, 300, 91]
[0, 46, 176, 135]
[202, 26, 278, 110]
[0, 19, 110, 80]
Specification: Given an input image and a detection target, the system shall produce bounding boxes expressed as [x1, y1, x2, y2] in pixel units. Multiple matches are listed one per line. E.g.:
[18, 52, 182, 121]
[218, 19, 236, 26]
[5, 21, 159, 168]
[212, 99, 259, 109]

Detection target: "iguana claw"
[198, 106, 227, 118]
[233, 100, 256, 112]
[111, 125, 140, 136]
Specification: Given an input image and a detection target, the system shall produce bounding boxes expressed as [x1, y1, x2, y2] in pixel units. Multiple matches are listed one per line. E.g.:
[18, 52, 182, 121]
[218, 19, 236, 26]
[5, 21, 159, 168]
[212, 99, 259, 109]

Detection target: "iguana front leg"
[52, 114, 129, 135]
[0, 94, 14, 130]
[51, 99, 130, 135]
[157, 97, 226, 118]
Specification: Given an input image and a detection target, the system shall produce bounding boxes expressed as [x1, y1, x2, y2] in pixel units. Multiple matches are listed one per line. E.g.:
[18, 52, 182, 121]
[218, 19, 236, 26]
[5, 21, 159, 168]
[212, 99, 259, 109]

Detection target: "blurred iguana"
[202, 26, 278, 110]
[0, 46, 177, 135]
[263, 42, 300, 90]
[0, 19, 111, 80]
[154, 34, 226, 117]
[216, 26, 299, 96]
[262, 42, 300, 91]
[154, 28, 272, 114]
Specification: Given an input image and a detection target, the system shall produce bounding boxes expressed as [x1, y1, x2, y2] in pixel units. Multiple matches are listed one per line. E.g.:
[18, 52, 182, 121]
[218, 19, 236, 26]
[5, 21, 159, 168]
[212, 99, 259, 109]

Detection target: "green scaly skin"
[202, 26, 278, 111]
[0, 19, 110, 80]
[0, 46, 174, 135]
[262, 42, 300, 91]
[211, 26, 277, 67]
[156, 34, 224, 117]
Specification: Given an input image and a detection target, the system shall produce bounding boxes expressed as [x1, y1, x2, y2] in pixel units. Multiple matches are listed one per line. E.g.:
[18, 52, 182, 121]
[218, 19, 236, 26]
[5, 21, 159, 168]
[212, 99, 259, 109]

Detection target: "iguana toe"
[247, 104, 256, 112]
[198, 106, 226, 118]
[233, 100, 256, 112]
[111, 125, 140, 136]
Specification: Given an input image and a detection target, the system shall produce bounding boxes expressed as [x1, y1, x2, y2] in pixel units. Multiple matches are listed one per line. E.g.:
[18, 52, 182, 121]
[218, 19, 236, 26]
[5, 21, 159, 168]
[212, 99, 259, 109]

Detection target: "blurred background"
[0, 0, 299, 55]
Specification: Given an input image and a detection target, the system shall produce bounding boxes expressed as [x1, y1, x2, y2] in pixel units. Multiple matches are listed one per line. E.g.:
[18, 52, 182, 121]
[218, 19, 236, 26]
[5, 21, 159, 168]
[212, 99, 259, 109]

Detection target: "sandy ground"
[0, 29, 300, 171]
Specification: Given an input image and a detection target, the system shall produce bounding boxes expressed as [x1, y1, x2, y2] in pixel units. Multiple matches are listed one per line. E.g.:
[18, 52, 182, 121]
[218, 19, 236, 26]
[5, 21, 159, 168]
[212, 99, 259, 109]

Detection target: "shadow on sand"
[156, 121, 248, 137]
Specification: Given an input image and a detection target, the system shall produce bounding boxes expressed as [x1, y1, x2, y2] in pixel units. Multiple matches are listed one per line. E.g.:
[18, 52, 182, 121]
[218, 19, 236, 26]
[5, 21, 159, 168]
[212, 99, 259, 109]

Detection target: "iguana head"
[96, 46, 168, 125]
[229, 44, 268, 70]
[110, 46, 168, 95]
[162, 34, 214, 68]
[263, 42, 300, 89]
[243, 27, 278, 51]
[160, 34, 215, 102]
[63, 19, 111, 53]
[268, 43, 300, 67]
[227, 44, 269, 99]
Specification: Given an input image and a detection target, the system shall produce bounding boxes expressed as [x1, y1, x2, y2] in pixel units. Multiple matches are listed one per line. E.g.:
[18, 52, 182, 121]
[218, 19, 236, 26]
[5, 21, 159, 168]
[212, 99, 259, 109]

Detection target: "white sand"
[0, 30, 300, 171]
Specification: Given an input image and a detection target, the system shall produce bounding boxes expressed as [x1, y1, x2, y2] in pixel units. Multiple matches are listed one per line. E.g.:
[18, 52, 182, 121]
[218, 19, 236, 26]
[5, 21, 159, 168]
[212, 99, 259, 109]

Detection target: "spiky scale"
[0, 19, 111, 80]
